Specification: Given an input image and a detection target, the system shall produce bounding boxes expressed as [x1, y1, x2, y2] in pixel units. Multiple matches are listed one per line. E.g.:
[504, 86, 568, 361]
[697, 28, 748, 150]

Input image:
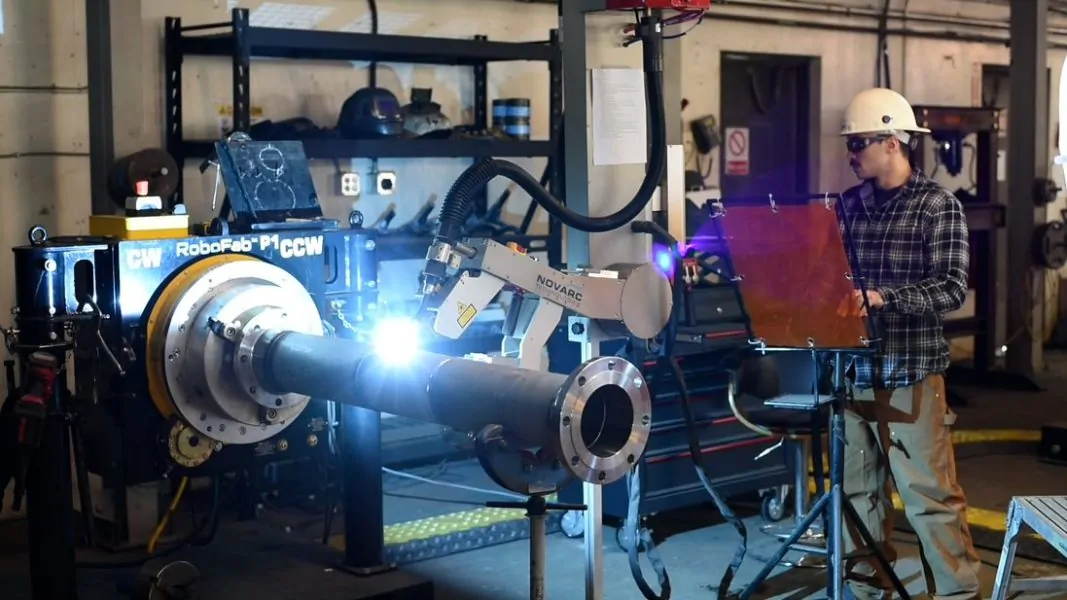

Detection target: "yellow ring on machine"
[144, 254, 258, 418]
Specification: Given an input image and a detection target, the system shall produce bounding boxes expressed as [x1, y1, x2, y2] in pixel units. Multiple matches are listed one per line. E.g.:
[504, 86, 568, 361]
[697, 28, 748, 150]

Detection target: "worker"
[837, 87, 982, 600]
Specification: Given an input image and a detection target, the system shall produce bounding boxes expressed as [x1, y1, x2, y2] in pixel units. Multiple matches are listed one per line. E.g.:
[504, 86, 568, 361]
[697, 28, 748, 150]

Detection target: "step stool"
[991, 496, 1067, 600]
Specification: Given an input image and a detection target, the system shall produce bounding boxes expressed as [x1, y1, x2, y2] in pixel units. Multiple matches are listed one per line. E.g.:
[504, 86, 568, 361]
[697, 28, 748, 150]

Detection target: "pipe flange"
[552, 356, 652, 485]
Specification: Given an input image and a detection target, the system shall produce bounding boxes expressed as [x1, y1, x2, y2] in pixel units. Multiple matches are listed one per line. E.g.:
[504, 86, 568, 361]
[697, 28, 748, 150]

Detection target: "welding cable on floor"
[659, 356, 748, 600]
[624, 459, 672, 600]
[627, 221, 749, 600]
[147, 477, 190, 554]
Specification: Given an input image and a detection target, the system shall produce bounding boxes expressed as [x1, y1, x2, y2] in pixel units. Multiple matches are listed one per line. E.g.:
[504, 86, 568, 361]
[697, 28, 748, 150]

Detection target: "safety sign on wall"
[724, 127, 750, 176]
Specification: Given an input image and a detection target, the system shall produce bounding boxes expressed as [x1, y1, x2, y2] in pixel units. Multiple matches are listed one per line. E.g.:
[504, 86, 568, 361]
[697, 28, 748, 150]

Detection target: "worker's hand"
[836, 290, 884, 317]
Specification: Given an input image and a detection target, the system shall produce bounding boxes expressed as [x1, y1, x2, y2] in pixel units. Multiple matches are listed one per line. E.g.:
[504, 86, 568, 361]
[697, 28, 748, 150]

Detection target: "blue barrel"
[492, 98, 531, 140]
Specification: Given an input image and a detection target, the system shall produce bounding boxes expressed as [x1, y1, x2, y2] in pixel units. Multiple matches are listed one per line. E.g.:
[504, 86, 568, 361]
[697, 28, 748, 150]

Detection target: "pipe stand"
[487, 496, 586, 600]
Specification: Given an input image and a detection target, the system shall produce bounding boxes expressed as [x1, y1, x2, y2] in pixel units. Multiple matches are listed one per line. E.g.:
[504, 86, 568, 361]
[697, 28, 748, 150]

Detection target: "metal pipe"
[254, 332, 652, 485]
[705, 12, 1037, 46]
[530, 509, 547, 600]
[721, 0, 1067, 33]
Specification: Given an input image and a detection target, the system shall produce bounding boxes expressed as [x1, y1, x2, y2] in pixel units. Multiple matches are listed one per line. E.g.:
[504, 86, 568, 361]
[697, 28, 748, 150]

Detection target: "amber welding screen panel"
[718, 201, 869, 349]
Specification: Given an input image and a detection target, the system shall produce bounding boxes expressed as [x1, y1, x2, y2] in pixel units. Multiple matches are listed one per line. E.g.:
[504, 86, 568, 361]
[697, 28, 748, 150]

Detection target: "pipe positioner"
[149, 257, 652, 487]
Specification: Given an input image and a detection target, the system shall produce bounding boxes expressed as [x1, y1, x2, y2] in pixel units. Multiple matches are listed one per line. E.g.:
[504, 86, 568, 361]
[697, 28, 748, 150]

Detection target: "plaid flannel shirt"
[840, 169, 970, 389]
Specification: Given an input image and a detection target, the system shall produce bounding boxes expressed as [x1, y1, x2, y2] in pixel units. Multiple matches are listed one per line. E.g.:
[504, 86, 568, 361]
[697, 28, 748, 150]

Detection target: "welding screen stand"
[737, 352, 911, 600]
[486, 496, 587, 600]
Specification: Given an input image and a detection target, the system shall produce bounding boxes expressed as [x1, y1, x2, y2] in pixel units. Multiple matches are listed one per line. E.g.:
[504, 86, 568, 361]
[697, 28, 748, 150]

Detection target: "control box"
[606, 0, 711, 9]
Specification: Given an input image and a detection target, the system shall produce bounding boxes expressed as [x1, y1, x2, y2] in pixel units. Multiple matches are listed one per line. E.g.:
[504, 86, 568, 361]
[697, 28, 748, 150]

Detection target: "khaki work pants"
[843, 374, 982, 600]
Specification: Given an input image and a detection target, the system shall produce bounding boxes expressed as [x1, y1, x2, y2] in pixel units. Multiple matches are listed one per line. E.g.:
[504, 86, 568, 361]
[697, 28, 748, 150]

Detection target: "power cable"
[381, 466, 527, 501]
[383, 491, 487, 507]
[422, 8, 667, 296]
[366, 0, 379, 87]
[629, 220, 750, 600]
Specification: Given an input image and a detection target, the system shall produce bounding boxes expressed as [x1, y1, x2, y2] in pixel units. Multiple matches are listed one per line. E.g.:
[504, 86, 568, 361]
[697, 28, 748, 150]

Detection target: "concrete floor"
[410, 517, 1067, 600]
[397, 361, 1067, 600]
[3, 360, 1067, 599]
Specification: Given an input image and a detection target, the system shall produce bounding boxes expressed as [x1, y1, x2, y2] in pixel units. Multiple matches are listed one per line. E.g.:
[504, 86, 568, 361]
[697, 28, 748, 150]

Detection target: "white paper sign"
[591, 68, 648, 166]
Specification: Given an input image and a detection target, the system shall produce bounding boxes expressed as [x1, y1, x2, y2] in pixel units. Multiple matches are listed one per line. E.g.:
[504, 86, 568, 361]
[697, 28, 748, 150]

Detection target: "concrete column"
[1006, 0, 1048, 375]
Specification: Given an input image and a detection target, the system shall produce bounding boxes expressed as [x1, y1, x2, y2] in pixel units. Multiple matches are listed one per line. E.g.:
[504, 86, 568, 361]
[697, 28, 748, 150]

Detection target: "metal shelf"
[181, 138, 555, 160]
[180, 27, 558, 65]
[164, 7, 565, 267]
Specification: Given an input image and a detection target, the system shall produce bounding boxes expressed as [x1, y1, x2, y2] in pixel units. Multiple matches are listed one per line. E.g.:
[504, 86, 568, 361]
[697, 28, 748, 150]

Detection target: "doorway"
[718, 52, 820, 198]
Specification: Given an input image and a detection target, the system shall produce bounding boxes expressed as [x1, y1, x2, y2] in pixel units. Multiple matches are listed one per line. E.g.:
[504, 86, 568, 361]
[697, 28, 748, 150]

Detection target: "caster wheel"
[560, 510, 584, 538]
[761, 493, 786, 522]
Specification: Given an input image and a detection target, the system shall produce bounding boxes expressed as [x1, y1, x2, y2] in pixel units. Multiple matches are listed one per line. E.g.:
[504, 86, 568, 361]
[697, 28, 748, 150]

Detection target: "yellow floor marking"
[805, 427, 1041, 535]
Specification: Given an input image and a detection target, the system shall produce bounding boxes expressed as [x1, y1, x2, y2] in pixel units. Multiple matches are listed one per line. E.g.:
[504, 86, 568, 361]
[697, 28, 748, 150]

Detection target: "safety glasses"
[845, 136, 890, 154]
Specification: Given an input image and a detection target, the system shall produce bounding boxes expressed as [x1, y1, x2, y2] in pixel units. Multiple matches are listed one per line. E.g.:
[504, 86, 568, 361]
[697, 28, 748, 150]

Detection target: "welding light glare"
[371, 317, 421, 366]
[653, 244, 675, 276]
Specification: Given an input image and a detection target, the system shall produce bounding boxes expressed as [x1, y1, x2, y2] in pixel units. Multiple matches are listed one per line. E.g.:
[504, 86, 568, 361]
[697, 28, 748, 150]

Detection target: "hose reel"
[108, 148, 180, 205]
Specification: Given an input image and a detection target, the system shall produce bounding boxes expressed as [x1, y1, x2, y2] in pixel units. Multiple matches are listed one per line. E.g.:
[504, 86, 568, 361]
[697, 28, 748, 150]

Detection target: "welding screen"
[717, 200, 869, 350]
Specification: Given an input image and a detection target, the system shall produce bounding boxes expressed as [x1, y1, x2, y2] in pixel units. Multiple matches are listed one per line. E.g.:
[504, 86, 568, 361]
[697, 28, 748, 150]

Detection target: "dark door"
[719, 53, 818, 198]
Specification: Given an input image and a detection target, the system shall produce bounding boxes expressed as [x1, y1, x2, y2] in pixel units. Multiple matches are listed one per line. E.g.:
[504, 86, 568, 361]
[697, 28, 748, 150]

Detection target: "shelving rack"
[163, 8, 564, 265]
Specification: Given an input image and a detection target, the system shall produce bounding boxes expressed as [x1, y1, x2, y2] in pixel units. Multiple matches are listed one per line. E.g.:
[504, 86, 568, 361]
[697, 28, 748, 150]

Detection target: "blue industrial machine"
[0, 138, 403, 599]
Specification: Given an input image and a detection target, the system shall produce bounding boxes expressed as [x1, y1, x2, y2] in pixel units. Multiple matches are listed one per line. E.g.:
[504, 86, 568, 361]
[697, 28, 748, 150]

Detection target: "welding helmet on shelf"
[338, 87, 405, 138]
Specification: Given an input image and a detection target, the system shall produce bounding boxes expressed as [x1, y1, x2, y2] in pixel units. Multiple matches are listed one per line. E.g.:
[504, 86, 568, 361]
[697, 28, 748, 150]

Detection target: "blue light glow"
[652, 243, 677, 277]
[372, 316, 421, 366]
[655, 249, 674, 273]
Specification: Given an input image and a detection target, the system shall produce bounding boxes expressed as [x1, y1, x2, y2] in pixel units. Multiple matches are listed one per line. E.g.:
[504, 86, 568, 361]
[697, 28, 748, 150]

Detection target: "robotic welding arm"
[423, 237, 673, 370]
[415, 9, 672, 361]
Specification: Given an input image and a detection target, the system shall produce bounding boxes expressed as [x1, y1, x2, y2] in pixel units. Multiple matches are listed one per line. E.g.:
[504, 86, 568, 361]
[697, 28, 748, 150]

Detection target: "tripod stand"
[737, 352, 910, 600]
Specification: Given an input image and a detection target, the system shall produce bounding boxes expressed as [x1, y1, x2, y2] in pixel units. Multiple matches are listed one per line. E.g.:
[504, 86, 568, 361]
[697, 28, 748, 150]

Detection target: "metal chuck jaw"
[145, 257, 325, 451]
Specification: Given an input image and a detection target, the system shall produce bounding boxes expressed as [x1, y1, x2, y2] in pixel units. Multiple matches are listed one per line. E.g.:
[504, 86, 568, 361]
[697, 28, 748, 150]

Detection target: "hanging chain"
[331, 301, 361, 336]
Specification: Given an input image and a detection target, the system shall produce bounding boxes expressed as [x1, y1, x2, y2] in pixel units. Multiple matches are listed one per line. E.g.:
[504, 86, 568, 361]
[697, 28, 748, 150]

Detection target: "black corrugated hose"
[431, 13, 667, 253]
[628, 221, 749, 600]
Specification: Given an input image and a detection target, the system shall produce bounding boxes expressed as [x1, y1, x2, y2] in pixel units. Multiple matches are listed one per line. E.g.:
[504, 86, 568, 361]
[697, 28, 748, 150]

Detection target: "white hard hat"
[840, 88, 930, 136]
